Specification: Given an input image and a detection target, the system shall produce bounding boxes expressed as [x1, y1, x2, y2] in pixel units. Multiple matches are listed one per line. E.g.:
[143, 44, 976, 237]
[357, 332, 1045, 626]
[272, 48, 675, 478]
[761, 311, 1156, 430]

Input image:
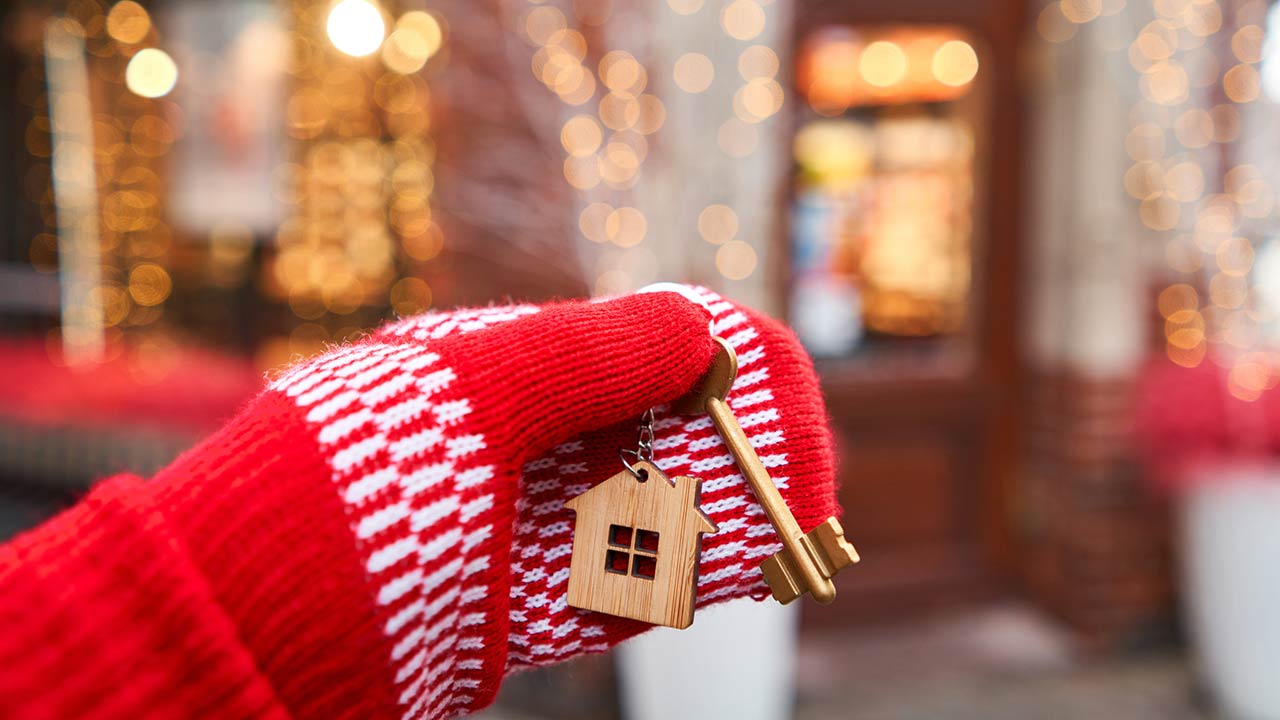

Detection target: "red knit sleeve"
[0, 287, 839, 720]
[0, 475, 289, 719]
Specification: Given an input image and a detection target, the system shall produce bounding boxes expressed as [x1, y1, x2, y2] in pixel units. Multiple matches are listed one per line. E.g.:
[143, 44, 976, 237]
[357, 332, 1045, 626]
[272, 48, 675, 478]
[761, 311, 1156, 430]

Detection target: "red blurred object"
[0, 339, 261, 434]
[1134, 357, 1279, 491]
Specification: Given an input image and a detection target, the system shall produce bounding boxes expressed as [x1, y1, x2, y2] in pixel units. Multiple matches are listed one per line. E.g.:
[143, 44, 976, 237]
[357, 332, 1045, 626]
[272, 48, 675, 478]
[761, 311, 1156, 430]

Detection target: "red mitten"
[0, 285, 837, 720]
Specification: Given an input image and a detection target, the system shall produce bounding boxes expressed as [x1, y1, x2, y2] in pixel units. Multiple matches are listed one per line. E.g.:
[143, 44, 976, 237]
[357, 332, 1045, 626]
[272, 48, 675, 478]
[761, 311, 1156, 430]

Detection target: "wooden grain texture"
[681, 337, 859, 605]
[564, 461, 717, 629]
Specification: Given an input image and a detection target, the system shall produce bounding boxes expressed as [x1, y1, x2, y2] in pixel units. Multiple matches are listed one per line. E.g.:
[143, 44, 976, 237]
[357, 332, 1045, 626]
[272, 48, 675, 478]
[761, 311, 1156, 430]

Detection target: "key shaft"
[705, 396, 837, 603]
[675, 336, 840, 604]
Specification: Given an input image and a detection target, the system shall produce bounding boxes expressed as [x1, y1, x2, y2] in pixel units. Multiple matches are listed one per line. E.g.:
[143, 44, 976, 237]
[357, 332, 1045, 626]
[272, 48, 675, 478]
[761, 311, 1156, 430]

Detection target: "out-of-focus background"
[2, 0, 1279, 717]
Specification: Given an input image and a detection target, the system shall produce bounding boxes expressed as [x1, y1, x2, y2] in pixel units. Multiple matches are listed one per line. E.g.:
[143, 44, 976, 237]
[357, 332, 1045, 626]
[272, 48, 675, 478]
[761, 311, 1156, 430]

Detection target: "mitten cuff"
[152, 390, 402, 719]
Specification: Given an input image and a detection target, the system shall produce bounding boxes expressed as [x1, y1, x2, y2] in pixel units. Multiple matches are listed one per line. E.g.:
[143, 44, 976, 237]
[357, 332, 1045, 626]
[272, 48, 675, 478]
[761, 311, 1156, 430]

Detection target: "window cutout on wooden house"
[632, 554, 657, 579]
[609, 524, 632, 548]
[605, 549, 630, 575]
[636, 529, 660, 553]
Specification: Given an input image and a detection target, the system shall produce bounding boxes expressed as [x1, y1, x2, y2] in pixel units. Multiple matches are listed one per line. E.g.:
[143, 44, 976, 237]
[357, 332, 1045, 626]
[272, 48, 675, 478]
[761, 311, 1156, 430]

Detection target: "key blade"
[810, 517, 860, 576]
[760, 539, 837, 605]
[759, 519, 860, 605]
[760, 551, 804, 605]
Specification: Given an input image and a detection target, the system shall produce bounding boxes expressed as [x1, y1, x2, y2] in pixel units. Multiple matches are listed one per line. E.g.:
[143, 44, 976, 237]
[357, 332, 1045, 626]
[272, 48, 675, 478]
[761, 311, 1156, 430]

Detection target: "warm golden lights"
[382, 12, 442, 74]
[106, 1, 151, 45]
[1115, 0, 1278, 384]
[1232, 24, 1264, 63]
[1037, 3, 1079, 44]
[738, 45, 780, 81]
[326, 0, 386, 57]
[1223, 63, 1260, 103]
[390, 277, 432, 316]
[518, 0, 776, 291]
[720, 0, 766, 41]
[127, 263, 172, 307]
[667, 0, 705, 15]
[697, 204, 739, 245]
[859, 41, 907, 88]
[561, 114, 602, 157]
[799, 30, 980, 112]
[24, 0, 455, 372]
[524, 5, 566, 45]
[735, 78, 783, 122]
[124, 48, 178, 98]
[932, 40, 979, 87]
[674, 52, 714, 94]
[605, 206, 646, 247]
[600, 51, 644, 92]
[1060, 0, 1102, 24]
[715, 240, 757, 280]
[580, 202, 613, 243]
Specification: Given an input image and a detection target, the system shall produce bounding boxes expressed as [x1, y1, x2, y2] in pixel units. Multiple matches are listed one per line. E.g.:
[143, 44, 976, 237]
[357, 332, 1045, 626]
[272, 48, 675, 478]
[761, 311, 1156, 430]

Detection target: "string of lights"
[1040, 0, 1279, 400]
[516, 0, 784, 294]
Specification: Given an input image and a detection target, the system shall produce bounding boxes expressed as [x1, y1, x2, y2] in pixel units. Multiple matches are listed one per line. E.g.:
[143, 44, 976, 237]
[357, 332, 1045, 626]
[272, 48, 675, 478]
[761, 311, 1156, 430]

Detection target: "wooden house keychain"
[566, 336, 861, 628]
[564, 409, 718, 629]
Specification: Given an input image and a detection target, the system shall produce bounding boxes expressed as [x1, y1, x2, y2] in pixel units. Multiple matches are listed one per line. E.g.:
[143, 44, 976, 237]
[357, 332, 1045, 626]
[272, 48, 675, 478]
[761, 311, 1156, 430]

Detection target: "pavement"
[477, 603, 1209, 719]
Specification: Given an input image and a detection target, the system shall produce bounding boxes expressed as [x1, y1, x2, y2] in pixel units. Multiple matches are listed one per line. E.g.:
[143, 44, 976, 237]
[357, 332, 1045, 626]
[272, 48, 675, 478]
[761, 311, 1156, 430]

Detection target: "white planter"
[616, 599, 798, 720]
[1181, 466, 1280, 720]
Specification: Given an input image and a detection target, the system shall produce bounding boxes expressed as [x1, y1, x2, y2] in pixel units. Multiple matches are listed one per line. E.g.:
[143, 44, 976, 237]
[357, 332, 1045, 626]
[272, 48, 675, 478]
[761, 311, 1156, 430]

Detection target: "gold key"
[673, 337, 859, 605]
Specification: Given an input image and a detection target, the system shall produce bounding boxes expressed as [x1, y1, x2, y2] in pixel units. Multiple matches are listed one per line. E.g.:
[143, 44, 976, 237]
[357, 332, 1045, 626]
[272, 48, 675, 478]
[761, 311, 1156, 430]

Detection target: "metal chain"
[619, 407, 656, 479]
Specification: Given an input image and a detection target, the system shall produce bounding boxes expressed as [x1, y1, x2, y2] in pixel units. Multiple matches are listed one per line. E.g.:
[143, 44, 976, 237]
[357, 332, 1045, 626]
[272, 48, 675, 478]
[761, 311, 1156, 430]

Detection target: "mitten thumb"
[379, 292, 719, 463]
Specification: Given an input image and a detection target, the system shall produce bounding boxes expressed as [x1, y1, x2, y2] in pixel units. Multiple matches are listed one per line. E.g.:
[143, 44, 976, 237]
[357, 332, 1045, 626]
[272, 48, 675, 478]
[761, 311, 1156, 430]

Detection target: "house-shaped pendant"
[564, 460, 718, 629]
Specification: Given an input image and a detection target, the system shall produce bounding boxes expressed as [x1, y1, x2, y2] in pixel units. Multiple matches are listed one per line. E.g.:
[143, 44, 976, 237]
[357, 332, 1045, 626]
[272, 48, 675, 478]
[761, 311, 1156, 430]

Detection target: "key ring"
[619, 407, 656, 480]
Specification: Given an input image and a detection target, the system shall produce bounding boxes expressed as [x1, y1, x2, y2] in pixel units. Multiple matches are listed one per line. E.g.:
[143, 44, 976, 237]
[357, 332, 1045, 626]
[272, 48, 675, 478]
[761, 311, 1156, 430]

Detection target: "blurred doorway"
[786, 0, 1025, 623]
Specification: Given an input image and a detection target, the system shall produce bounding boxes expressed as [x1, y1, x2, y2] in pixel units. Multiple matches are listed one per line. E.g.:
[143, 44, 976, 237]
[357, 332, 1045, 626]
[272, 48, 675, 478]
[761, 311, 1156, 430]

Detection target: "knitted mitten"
[0, 285, 837, 720]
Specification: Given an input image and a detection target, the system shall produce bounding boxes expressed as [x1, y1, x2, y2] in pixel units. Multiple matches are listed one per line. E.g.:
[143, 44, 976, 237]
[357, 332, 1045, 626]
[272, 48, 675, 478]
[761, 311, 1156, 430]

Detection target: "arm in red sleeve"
[0, 286, 839, 720]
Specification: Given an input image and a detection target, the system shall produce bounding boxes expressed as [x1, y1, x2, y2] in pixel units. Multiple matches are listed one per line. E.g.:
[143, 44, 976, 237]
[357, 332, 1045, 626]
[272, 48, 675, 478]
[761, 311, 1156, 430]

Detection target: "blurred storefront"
[785, 2, 1026, 628]
[4, 0, 1280, 716]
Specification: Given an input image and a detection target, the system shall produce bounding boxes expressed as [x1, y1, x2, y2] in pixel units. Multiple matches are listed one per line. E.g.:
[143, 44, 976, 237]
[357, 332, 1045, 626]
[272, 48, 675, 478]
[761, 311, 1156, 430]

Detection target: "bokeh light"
[326, 0, 386, 57]
[1037, 3, 1079, 43]
[667, 0, 705, 15]
[580, 202, 613, 243]
[721, 0, 766, 41]
[127, 263, 172, 307]
[1223, 63, 1260, 103]
[698, 204, 739, 244]
[932, 41, 978, 87]
[561, 114, 602, 157]
[606, 207, 647, 247]
[735, 78, 784, 122]
[390, 277, 432, 316]
[106, 1, 151, 45]
[715, 240, 757, 280]
[860, 41, 907, 88]
[124, 48, 178, 98]
[739, 45, 780, 81]
[674, 52, 714, 94]
[382, 12, 443, 74]
[1060, 0, 1102, 24]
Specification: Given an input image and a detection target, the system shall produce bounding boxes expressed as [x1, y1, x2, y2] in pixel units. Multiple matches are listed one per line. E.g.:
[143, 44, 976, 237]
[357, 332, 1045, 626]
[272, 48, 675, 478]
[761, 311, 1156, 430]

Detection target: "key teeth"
[812, 518, 860, 574]
[759, 518, 860, 606]
[760, 553, 803, 605]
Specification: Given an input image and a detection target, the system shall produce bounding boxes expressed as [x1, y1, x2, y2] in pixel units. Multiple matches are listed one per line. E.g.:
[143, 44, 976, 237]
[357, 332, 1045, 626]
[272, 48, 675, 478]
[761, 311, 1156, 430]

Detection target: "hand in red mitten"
[0, 285, 838, 720]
